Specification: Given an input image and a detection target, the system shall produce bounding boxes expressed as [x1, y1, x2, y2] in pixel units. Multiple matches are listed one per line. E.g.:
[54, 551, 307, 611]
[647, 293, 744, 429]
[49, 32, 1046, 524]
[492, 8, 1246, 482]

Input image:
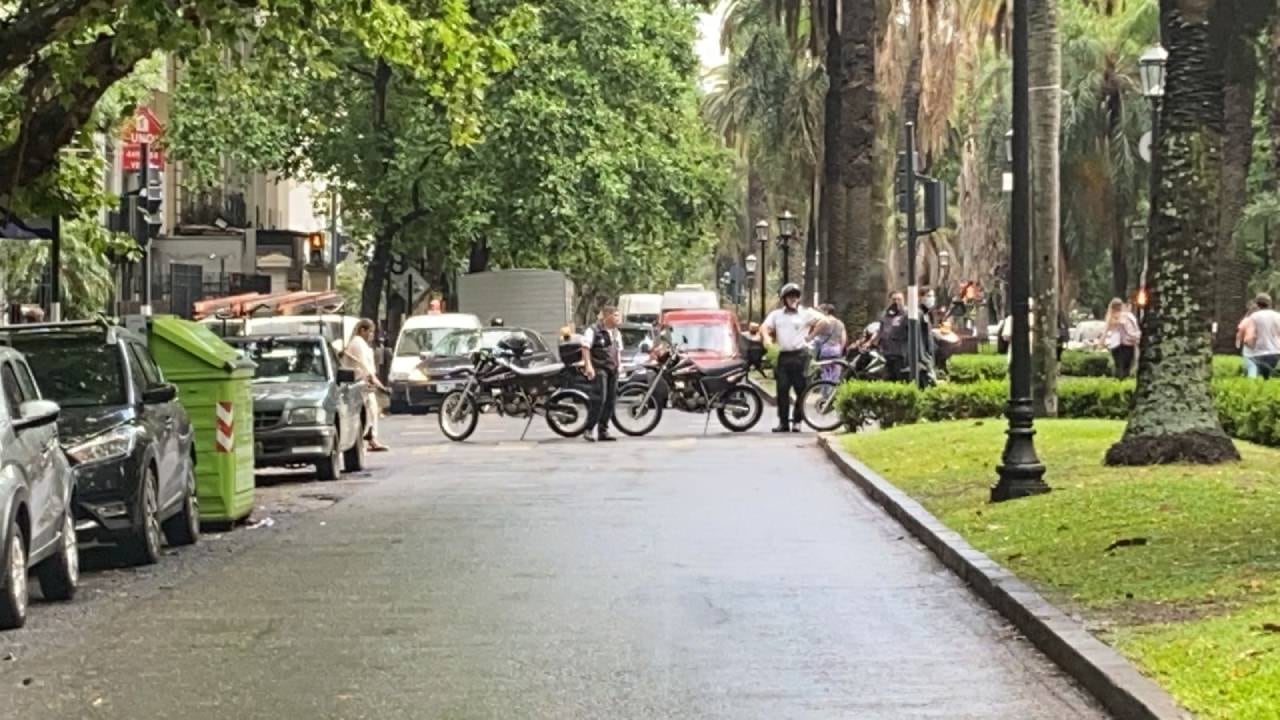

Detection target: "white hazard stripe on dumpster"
[215, 401, 234, 452]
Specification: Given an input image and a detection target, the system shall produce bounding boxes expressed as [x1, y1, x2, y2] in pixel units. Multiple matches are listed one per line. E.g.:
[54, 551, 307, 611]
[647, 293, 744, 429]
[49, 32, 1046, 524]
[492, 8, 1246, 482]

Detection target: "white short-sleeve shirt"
[763, 307, 822, 352]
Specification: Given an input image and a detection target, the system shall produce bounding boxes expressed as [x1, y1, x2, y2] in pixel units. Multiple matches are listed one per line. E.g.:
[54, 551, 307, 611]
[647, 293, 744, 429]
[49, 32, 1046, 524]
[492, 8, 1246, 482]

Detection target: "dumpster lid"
[150, 315, 256, 372]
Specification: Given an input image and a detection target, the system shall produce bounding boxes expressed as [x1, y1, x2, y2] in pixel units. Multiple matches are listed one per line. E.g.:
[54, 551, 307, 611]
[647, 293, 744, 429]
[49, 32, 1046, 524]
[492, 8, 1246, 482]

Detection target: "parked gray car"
[0, 346, 79, 630]
[226, 336, 368, 480]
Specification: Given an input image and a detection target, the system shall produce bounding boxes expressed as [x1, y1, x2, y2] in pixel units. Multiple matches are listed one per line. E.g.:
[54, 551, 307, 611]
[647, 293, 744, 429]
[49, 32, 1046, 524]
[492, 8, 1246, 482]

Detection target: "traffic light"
[308, 233, 325, 266]
[142, 178, 162, 239]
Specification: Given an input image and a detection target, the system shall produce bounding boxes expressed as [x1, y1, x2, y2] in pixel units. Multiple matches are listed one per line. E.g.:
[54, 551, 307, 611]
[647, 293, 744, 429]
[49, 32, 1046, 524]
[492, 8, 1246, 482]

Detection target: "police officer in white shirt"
[762, 283, 823, 432]
[581, 306, 623, 442]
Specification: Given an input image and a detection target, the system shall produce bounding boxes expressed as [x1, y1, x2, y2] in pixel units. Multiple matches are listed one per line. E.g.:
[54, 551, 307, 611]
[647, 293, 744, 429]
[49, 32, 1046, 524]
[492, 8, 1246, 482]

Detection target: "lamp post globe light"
[745, 253, 758, 322]
[1139, 44, 1168, 99]
[754, 220, 770, 322]
[992, 0, 1049, 502]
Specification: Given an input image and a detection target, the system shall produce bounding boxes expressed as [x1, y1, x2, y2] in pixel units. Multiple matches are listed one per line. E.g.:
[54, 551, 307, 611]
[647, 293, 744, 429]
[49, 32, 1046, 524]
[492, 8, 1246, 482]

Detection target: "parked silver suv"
[0, 346, 79, 630]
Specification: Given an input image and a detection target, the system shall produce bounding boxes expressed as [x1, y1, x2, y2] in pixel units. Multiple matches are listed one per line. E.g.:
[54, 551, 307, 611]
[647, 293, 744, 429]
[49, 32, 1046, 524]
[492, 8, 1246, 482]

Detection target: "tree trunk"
[819, 0, 842, 312]
[1029, 0, 1060, 418]
[468, 237, 490, 273]
[1106, 0, 1239, 465]
[1105, 163, 1128, 300]
[834, 0, 878, 328]
[1271, 3, 1280, 179]
[1212, 28, 1257, 352]
[804, 172, 819, 302]
[747, 161, 771, 300]
[360, 231, 393, 320]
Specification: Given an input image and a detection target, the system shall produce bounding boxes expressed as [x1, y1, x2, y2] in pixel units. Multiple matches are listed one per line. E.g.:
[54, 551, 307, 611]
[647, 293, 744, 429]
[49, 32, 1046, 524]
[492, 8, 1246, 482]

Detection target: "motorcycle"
[437, 336, 592, 442]
[612, 343, 764, 436]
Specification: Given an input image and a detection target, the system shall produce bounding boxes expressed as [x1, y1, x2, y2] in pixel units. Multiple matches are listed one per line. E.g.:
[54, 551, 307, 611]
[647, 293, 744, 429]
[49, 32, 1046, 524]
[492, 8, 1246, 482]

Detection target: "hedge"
[946, 351, 1246, 382]
[836, 375, 1280, 449]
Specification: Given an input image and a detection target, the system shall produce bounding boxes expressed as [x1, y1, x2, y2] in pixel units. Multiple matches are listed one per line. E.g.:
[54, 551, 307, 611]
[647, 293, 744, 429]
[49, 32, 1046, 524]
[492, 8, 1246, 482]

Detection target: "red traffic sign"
[122, 107, 165, 172]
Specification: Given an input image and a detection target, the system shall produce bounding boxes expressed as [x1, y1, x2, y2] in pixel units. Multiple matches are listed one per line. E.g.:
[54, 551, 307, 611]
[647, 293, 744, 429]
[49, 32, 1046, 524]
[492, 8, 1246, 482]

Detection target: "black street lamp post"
[777, 210, 796, 288]
[745, 253, 758, 322]
[754, 220, 769, 321]
[992, 0, 1049, 502]
[1138, 44, 1166, 320]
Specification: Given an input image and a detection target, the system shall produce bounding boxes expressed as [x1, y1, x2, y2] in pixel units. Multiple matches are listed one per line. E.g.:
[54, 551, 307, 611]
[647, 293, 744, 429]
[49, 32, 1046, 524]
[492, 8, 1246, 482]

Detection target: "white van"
[389, 313, 482, 413]
[244, 314, 360, 353]
[661, 288, 720, 316]
[618, 293, 663, 324]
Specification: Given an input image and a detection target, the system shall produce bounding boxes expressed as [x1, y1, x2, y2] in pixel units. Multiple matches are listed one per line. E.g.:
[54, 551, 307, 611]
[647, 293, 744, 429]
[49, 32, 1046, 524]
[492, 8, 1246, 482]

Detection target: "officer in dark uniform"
[581, 305, 622, 442]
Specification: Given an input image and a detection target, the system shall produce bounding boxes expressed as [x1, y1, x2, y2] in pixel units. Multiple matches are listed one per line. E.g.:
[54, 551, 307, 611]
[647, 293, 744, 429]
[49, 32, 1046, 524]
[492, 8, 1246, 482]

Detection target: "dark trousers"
[588, 368, 618, 434]
[775, 351, 809, 427]
[884, 354, 907, 382]
[1255, 354, 1280, 379]
[1110, 345, 1136, 378]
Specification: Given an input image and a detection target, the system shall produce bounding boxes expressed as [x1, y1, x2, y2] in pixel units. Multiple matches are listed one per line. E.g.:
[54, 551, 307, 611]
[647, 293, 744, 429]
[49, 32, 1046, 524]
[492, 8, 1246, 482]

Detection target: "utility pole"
[138, 142, 152, 315]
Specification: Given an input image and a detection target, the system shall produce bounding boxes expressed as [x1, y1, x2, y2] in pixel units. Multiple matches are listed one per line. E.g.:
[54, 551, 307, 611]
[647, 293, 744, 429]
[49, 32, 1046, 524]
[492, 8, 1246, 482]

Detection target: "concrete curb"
[817, 435, 1191, 720]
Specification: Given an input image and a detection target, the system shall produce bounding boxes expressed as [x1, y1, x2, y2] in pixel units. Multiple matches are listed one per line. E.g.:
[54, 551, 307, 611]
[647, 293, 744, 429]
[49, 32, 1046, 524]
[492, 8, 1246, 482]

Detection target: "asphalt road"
[1, 410, 1105, 719]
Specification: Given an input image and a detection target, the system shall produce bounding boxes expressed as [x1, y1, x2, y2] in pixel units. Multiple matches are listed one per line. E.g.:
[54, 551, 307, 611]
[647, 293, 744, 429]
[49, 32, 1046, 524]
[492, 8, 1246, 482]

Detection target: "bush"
[1212, 354, 1245, 379]
[920, 380, 1006, 421]
[835, 380, 921, 430]
[1059, 350, 1114, 378]
[1212, 377, 1280, 446]
[764, 345, 779, 370]
[1057, 377, 1134, 419]
[944, 354, 1007, 384]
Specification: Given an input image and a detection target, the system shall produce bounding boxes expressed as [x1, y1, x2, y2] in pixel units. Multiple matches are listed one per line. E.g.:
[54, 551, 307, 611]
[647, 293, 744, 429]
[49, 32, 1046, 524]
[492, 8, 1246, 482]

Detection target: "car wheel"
[124, 470, 162, 566]
[342, 418, 366, 472]
[315, 425, 341, 481]
[35, 512, 78, 602]
[162, 463, 200, 547]
[0, 516, 27, 630]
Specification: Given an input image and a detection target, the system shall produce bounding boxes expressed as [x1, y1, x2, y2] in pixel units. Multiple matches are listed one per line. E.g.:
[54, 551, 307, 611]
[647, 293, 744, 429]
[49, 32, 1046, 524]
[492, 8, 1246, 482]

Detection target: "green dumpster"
[148, 316, 256, 523]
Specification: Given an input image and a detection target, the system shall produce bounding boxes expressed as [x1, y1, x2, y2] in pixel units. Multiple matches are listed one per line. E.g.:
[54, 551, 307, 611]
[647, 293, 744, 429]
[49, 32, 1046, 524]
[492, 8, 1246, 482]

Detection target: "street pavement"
[1, 410, 1105, 719]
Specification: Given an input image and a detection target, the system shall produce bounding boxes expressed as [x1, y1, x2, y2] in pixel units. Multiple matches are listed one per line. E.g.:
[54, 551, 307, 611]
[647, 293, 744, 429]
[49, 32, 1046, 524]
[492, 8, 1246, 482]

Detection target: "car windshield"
[397, 327, 471, 356]
[236, 340, 328, 383]
[620, 327, 651, 349]
[13, 339, 126, 407]
[668, 323, 735, 354]
[432, 330, 481, 357]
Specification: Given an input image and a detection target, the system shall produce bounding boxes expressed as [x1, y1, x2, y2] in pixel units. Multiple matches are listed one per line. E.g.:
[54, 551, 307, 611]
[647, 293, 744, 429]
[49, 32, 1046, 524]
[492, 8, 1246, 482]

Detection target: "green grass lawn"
[844, 419, 1280, 720]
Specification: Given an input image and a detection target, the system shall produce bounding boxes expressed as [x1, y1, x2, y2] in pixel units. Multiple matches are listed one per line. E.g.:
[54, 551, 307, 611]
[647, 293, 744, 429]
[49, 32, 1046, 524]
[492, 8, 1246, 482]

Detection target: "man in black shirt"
[876, 292, 909, 381]
[581, 306, 623, 442]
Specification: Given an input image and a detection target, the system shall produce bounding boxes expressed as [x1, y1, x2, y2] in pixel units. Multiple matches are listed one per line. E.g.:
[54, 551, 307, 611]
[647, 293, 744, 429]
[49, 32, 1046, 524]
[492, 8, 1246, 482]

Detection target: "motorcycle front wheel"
[717, 385, 763, 432]
[438, 391, 480, 441]
[800, 380, 843, 432]
[545, 390, 591, 438]
[613, 385, 663, 437]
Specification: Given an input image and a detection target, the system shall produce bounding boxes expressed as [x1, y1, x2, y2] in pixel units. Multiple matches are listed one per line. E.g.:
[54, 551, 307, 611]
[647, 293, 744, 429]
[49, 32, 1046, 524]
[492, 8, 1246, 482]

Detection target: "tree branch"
[346, 63, 375, 80]
[0, 0, 128, 82]
[0, 31, 151, 198]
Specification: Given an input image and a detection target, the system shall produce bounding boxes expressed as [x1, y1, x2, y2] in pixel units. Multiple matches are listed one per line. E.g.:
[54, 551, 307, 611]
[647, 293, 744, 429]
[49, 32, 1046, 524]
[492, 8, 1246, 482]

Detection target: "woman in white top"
[1104, 298, 1141, 378]
[343, 319, 391, 451]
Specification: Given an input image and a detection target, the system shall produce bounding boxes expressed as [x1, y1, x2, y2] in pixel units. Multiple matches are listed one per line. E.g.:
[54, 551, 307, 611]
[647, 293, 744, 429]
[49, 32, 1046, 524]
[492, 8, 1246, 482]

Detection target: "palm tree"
[1105, 0, 1238, 465]
[1028, 0, 1061, 417]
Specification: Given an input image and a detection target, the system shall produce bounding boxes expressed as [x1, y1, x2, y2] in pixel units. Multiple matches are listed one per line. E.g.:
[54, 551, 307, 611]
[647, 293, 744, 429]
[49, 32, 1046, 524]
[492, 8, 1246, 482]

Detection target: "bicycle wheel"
[800, 380, 843, 432]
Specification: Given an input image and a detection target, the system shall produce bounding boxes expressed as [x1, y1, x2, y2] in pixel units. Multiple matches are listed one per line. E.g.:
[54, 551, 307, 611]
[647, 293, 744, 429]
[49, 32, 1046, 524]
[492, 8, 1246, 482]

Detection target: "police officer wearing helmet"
[581, 305, 623, 442]
[762, 283, 822, 432]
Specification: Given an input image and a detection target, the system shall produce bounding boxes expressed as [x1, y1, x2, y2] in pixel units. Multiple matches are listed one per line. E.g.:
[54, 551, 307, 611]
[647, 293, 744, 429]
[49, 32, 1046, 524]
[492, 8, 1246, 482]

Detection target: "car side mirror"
[337, 368, 358, 384]
[419, 351, 434, 361]
[13, 399, 59, 431]
[142, 383, 178, 404]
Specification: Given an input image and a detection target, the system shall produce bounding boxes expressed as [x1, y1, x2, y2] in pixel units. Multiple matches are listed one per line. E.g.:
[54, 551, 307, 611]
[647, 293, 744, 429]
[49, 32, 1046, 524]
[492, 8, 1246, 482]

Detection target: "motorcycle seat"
[699, 359, 747, 377]
[509, 361, 565, 377]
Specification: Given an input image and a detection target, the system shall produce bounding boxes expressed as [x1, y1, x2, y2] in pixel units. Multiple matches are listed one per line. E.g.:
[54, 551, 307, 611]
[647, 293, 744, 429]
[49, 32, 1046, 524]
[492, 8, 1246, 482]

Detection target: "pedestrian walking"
[343, 318, 391, 451]
[1243, 293, 1280, 379]
[581, 305, 623, 442]
[762, 283, 822, 433]
[1237, 302, 1259, 378]
[1104, 298, 1141, 378]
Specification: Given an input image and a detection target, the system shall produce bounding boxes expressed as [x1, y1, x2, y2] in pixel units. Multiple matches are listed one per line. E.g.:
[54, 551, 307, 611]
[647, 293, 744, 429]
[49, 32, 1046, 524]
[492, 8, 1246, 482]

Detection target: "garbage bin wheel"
[343, 417, 367, 472]
[162, 462, 200, 547]
[316, 426, 341, 481]
[123, 470, 162, 566]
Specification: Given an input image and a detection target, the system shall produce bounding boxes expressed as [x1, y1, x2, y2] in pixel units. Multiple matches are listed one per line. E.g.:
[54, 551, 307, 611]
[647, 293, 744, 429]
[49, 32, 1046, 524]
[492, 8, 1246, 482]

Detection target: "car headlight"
[67, 427, 137, 465]
[287, 407, 327, 425]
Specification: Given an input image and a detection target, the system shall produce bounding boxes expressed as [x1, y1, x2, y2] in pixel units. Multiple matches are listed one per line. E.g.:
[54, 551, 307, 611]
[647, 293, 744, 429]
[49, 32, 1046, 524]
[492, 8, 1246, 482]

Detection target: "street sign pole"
[140, 143, 152, 316]
[50, 214, 61, 321]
